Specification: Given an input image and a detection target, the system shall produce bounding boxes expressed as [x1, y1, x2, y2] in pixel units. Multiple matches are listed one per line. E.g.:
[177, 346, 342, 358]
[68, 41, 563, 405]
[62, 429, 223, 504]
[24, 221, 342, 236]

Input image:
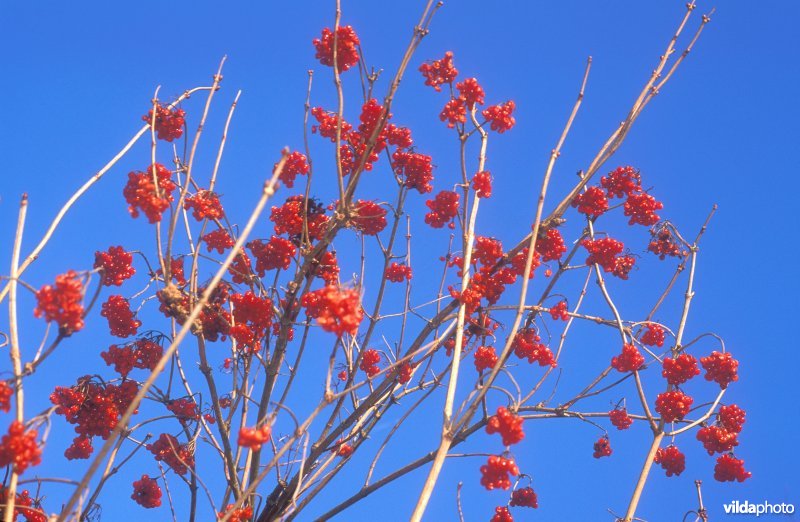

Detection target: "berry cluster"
[0, 381, 12, 413]
[147, 433, 194, 475]
[439, 98, 466, 128]
[0, 487, 46, 522]
[229, 291, 274, 352]
[549, 300, 568, 321]
[419, 51, 458, 91]
[100, 295, 141, 338]
[395, 362, 416, 384]
[270, 195, 329, 243]
[392, 150, 434, 194]
[601, 166, 641, 198]
[94, 246, 135, 286]
[313, 26, 360, 72]
[486, 406, 525, 446]
[609, 408, 633, 430]
[714, 454, 751, 482]
[385, 262, 413, 283]
[474, 345, 499, 373]
[312, 250, 340, 286]
[654, 445, 686, 477]
[457, 78, 486, 108]
[131, 475, 162, 508]
[300, 286, 363, 337]
[336, 441, 354, 458]
[351, 200, 387, 235]
[510, 486, 538, 508]
[661, 353, 700, 385]
[0, 421, 41, 474]
[490, 506, 514, 522]
[238, 424, 272, 451]
[581, 237, 635, 279]
[472, 170, 492, 198]
[166, 398, 201, 426]
[480, 455, 519, 490]
[202, 229, 235, 254]
[34, 270, 85, 335]
[593, 435, 612, 458]
[359, 349, 382, 377]
[571, 186, 608, 218]
[611, 344, 645, 372]
[219, 505, 254, 522]
[697, 425, 739, 455]
[511, 329, 556, 367]
[278, 151, 310, 188]
[700, 351, 739, 388]
[719, 404, 746, 433]
[640, 323, 665, 347]
[143, 104, 185, 142]
[424, 190, 460, 229]
[538, 228, 567, 261]
[123, 163, 177, 223]
[648, 226, 685, 259]
[482, 101, 516, 133]
[248, 236, 297, 274]
[184, 190, 224, 221]
[624, 192, 663, 226]
[655, 390, 693, 423]
[101, 338, 162, 378]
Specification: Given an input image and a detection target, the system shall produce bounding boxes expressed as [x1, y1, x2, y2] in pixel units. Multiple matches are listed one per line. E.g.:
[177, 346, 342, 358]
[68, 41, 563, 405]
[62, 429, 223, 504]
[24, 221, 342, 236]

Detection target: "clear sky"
[1, 1, 798, 521]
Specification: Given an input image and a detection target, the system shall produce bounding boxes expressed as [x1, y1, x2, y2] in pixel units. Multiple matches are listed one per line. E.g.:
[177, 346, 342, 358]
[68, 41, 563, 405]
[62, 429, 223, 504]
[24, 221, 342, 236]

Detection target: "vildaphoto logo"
[723, 500, 795, 516]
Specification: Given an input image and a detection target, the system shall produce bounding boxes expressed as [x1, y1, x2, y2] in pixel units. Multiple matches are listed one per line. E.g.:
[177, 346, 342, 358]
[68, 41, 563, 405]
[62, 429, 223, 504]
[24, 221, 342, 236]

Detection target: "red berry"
[419, 51, 458, 91]
[456, 78, 485, 108]
[301, 286, 363, 337]
[655, 391, 693, 423]
[143, 104, 185, 142]
[549, 300, 568, 321]
[480, 455, 519, 490]
[184, 190, 224, 221]
[94, 246, 135, 286]
[0, 421, 41, 474]
[392, 150, 435, 194]
[640, 323, 665, 347]
[131, 475, 162, 508]
[385, 262, 413, 283]
[474, 345, 499, 373]
[472, 170, 492, 198]
[486, 406, 525, 446]
[359, 349, 382, 377]
[654, 445, 685, 477]
[482, 101, 516, 133]
[238, 424, 271, 451]
[34, 270, 85, 336]
[718, 404, 746, 433]
[609, 408, 633, 430]
[700, 351, 739, 389]
[123, 164, 176, 223]
[600, 166, 641, 198]
[624, 192, 663, 226]
[313, 26, 360, 72]
[277, 151, 310, 188]
[147, 433, 194, 475]
[424, 190, 460, 229]
[510, 486, 538, 508]
[100, 295, 141, 338]
[248, 236, 297, 275]
[351, 200, 387, 235]
[661, 353, 700, 385]
[611, 344, 644, 372]
[714, 454, 751, 482]
[593, 435, 612, 458]
[697, 425, 739, 455]
[440, 98, 466, 128]
[571, 186, 608, 218]
[490, 506, 514, 522]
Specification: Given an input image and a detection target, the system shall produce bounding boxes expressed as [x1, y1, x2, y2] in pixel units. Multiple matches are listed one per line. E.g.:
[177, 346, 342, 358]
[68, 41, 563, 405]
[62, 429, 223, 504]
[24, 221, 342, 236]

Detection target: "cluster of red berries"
[571, 186, 608, 218]
[166, 398, 201, 426]
[227, 250, 254, 285]
[648, 226, 685, 259]
[474, 345, 499, 373]
[697, 425, 739, 455]
[100, 295, 141, 338]
[458, 78, 486, 108]
[64, 436, 93, 460]
[143, 104, 185, 142]
[123, 163, 177, 223]
[472, 170, 492, 198]
[392, 150, 435, 194]
[440, 98, 466, 128]
[147, 433, 194, 475]
[94, 246, 135, 286]
[219, 505, 254, 522]
[248, 236, 297, 275]
[490, 506, 514, 522]
[101, 338, 162, 378]
[482, 101, 516, 133]
[200, 229, 234, 254]
[662, 353, 700, 385]
[654, 445, 686, 477]
[549, 300, 568, 321]
[336, 441, 354, 458]
[655, 390, 693, 422]
[229, 291, 274, 352]
[278, 151, 310, 188]
[640, 323, 665, 347]
[131, 475, 162, 508]
[611, 344, 645, 372]
[538, 228, 567, 261]
[510, 486, 538, 508]
[581, 238, 635, 280]
[238, 424, 272, 451]
[480, 455, 520, 490]
[0, 486, 46, 522]
[359, 349, 382, 377]
[300, 286, 363, 337]
[34, 270, 85, 335]
[0, 381, 12, 413]
[601, 166, 641, 198]
[396, 362, 416, 384]
[0, 421, 41, 474]
[471, 236, 503, 266]
[157, 256, 187, 286]
[719, 404, 746, 433]
[624, 192, 663, 226]
[385, 262, 413, 283]
[593, 435, 612, 458]
[700, 351, 739, 388]
[351, 200, 387, 235]
[313, 26, 360, 72]
[511, 329, 556, 367]
[312, 250, 340, 286]
[486, 407, 525, 446]
[425, 190, 460, 229]
[609, 408, 633, 430]
[419, 51, 458, 91]
[51, 376, 138, 449]
[311, 106, 352, 140]
[270, 195, 329, 243]
[714, 454, 751, 482]
[184, 190, 224, 221]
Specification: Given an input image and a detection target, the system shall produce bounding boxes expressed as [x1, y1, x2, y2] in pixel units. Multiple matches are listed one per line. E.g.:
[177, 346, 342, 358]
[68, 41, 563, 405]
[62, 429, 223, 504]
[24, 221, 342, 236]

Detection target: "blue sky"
[1, 1, 798, 521]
